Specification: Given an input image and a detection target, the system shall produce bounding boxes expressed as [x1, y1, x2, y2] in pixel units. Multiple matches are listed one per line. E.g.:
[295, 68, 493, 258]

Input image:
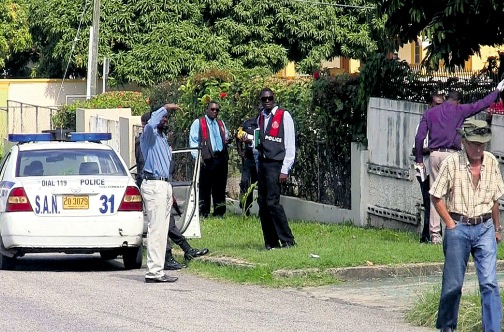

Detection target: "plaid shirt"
[430, 151, 504, 217]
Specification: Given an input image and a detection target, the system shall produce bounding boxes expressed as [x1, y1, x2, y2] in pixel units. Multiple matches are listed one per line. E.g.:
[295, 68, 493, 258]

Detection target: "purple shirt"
[414, 90, 499, 163]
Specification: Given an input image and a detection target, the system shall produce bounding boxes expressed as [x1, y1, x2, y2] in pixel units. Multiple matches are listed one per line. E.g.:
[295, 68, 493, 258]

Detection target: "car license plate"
[63, 196, 89, 210]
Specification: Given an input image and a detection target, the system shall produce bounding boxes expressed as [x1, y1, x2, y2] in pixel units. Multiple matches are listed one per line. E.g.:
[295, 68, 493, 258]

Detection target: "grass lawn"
[176, 214, 504, 330]
[406, 286, 503, 332]
[176, 214, 504, 287]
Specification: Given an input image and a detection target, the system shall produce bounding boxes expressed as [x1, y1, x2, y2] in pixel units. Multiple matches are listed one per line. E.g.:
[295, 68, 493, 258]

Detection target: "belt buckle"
[467, 216, 481, 225]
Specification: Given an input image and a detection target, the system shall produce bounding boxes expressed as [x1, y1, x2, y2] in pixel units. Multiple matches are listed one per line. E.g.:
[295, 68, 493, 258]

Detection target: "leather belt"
[143, 172, 170, 182]
[431, 148, 458, 153]
[449, 212, 492, 225]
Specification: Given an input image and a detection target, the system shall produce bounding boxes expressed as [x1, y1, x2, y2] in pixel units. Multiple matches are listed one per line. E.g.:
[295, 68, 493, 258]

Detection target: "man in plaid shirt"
[430, 119, 503, 332]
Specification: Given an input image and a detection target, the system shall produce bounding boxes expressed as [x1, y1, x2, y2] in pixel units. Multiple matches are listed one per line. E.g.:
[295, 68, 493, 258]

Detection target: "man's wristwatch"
[496, 225, 502, 232]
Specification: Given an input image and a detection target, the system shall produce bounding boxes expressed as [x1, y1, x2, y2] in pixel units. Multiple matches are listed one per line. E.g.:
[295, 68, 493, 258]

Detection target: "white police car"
[0, 133, 144, 270]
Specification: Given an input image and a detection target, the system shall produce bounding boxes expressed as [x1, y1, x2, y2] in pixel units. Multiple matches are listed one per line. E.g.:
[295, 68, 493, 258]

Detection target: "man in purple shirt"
[415, 81, 504, 244]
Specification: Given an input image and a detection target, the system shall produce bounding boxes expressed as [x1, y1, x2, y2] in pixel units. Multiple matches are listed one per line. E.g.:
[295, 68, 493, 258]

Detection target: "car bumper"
[1, 212, 143, 251]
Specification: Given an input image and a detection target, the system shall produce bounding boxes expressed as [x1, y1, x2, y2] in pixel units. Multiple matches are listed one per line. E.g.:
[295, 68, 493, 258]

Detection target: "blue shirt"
[140, 107, 172, 178]
[189, 115, 229, 157]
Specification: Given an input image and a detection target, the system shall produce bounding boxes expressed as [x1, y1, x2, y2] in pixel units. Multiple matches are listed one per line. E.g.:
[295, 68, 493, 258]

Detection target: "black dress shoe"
[184, 248, 209, 261]
[164, 257, 186, 270]
[281, 241, 297, 248]
[420, 237, 429, 243]
[145, 274, 178, 283]
[265, 244, 280, 250]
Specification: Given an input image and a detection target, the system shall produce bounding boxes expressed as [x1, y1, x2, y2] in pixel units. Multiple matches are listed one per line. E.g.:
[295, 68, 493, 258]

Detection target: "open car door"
[131, 147, 202, 238]
[170, 148, 201, 238]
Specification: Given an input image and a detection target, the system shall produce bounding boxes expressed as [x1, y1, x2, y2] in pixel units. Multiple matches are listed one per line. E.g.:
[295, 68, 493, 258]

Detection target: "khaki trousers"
[428, 151, 454, 239]
[141, 180, 173, 279]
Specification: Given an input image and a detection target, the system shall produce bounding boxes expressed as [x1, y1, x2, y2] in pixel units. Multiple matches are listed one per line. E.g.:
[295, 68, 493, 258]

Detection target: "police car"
[0, 132, 144, 270]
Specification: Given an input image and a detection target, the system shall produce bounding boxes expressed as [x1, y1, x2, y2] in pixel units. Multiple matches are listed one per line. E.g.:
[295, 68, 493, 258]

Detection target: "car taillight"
[6, 187, 33, 212]
[118, 186, 143, 211]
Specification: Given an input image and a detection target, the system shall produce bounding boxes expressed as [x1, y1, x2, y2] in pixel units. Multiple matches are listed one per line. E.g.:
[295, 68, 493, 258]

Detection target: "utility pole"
[86, 0, 100, 99]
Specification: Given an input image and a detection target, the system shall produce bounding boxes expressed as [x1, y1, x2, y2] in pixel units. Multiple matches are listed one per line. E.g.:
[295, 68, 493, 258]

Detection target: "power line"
[291, 0, 375, 9]
[56, 0, 92, 105]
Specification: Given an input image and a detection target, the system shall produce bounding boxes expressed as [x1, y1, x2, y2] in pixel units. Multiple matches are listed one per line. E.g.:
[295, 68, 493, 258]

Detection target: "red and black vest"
[199, 116, 227, 160]
[258, 109, 286, 161]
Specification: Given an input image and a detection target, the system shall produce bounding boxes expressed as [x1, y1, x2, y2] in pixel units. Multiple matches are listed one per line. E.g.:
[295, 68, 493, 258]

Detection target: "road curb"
[273, 260, 504, 280]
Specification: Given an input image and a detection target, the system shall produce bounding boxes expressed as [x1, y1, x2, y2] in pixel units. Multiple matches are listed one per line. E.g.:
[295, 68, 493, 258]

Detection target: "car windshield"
[17, 149, 127, 177]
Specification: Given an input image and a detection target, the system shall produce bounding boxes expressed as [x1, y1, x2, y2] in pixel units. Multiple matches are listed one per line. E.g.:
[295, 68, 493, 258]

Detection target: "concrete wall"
[0, 78, 140, 107]
[77, 108, 141, 168]
[365, 97, 504, 232]
[365, 97, 425, 231]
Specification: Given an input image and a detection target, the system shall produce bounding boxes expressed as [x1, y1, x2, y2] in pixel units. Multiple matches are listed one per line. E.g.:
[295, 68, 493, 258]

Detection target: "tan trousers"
[142, 180, 173, 279]
[428, 151, 454, 239]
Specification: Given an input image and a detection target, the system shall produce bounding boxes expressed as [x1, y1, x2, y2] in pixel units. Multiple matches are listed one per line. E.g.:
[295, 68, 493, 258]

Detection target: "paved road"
[0, 254, 434, 332]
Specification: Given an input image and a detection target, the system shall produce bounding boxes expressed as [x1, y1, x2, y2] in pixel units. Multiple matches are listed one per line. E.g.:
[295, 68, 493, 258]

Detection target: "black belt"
[449, 212, 492, 225]
[431, 148, 459, 153]
[143, 172, 170, 182]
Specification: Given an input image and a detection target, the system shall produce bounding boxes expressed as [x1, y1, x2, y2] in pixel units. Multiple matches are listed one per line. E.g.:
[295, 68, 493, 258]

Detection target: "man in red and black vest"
[257, 88, 296, 250]
[189, 101, 229, 218]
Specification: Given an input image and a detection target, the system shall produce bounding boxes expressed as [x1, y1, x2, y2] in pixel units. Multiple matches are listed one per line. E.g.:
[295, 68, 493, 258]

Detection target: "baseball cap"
[459, 119, 491, 143]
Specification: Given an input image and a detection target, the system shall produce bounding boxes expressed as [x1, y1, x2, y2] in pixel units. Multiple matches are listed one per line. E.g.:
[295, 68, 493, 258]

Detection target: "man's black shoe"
[145, 274, 178, 283]
[281, 241, 297, 248]
[184, 248, 209, 261]
[164, 257, 186, 270]
[420, 236, 429, 243]
[265, 244, 280, 251]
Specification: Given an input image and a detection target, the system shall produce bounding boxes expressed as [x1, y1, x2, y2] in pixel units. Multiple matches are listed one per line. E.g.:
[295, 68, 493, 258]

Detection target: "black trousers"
[257, 158, 295, 247]
[417, 175, 431, 242]
[199, 153, 228, 217]
[239, 157, 258, 215]
[166, 214, 191, 252]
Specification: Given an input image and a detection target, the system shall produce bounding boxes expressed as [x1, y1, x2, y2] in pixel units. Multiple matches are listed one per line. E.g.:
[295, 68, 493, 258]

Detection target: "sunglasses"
[261, 96, 274, 102]
[210, 108, 220, 112]
[465, 127, 491, 136]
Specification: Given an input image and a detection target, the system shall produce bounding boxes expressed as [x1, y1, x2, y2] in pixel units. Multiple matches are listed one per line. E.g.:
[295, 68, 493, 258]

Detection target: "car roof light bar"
[69, 132, 112, 142]
[8, 133, 53, 143]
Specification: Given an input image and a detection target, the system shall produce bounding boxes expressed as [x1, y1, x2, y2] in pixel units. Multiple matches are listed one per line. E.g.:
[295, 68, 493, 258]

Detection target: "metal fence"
[7, 100, 60, 134]
[374, 62, 500, 104]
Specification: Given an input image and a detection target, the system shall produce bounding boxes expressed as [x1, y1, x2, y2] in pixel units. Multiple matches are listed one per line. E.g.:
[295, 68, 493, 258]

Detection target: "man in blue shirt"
[141, 103, 179, 283]
[189, 101, 230, 218]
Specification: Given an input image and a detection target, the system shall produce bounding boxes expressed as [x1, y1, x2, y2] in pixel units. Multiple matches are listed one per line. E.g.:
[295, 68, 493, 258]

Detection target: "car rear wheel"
[99, 250, 119, 260]
[0, 252, 16, 270]
[123, 246, 143, 270]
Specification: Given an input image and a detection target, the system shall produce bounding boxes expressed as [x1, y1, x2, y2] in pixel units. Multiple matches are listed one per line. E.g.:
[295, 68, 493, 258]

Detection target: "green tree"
[376, 0, 504, 70]
[0, 0, 32, 74]
[26, 0, 380, 84]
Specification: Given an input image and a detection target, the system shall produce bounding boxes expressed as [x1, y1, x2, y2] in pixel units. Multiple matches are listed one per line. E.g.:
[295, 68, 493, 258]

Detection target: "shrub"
[53, 91, 150, 129]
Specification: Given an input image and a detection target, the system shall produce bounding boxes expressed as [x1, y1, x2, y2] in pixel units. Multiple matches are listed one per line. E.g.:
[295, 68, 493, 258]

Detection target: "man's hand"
[445, 219, 457, 230]
[279, 173, 288, 183]
[497, 79, 504, 92]
[163, 103, 179, 110]
[414, 162, 426, 176]
[496, 232, 502, 244]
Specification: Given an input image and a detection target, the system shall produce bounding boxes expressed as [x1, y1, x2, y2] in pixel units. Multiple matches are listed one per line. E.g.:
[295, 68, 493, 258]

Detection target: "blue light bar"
[69, 132, 112, 142]
[8, 133, 53, 143]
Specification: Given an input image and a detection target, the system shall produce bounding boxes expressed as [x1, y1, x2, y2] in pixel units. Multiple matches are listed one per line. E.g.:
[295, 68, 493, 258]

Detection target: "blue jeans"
[436, 218, 502, 331]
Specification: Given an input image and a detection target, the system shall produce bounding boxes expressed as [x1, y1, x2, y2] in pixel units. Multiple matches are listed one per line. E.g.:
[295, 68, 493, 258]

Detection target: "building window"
[414, 41, 421, 64]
